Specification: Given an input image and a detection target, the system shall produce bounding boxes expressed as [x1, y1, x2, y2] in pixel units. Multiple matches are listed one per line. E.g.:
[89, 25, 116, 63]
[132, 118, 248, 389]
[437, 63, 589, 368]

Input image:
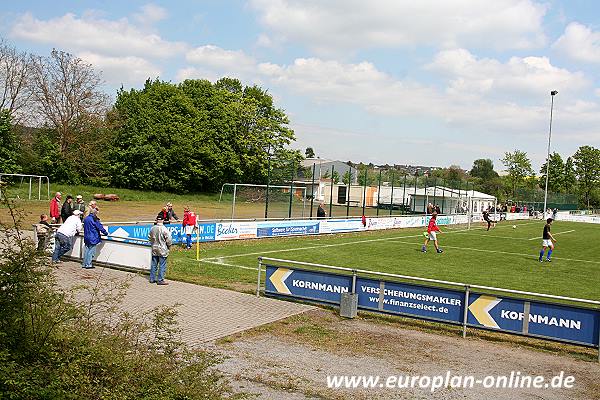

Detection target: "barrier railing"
[257, 257, 600, 360]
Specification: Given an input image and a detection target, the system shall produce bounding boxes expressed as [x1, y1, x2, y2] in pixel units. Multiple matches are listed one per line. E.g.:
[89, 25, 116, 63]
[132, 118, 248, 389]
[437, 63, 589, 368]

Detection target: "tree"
[0, 39, 31, 122]
[29, 49, 109, 155]
[572, 145, 600, 208]
[501, 150, 534, 198]
[109, 78, 296, 192]
[305, 147, 315, 158]
[342, 170, 354, 185]
[538, 152, 564, 193]
[470, 159, 498, 181]
[563, 157, 577, 194]
[0, 110, 21, 174]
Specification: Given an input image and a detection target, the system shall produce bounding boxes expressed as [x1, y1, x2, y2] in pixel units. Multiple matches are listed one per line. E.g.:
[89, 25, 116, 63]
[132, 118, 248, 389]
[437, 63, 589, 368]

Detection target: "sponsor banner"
[468, 293, 599, 346]
[556, 214, 600, 224]
[366, 217, 394, 230]
[356, 277, 464, 323]
[505, 212, 530, 221]
[265, 265, 352, 304]
[528, 302, 599, 345]
[256, 220, 320, 237]
[392, 216, 424, 229]
[106, 222, 216, 244]
[319, 218, 365, 233]
[214, 222, 257, 240]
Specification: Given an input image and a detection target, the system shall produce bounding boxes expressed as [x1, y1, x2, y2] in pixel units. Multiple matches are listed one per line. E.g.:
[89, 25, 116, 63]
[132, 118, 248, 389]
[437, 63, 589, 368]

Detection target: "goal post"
[219, 183, 307, 220]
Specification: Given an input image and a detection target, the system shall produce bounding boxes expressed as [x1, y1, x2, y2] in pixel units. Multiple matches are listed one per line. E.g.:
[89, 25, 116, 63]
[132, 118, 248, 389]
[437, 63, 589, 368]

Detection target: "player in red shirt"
[182, 206, 197, 249]
[422, 212, 443, 253]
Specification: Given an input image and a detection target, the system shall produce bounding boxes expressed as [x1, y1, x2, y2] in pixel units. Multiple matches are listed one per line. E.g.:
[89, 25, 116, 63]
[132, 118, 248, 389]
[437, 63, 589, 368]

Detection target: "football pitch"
[170, 219, 600, 303]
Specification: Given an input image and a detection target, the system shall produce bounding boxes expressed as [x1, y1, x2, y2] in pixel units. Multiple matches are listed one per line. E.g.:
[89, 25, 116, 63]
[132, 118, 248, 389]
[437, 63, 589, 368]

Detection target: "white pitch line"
[528, 230, 575, 241]
[198, 220, 548, 270]
[390, 239, 600, 265]
[454, 232, 530, 241]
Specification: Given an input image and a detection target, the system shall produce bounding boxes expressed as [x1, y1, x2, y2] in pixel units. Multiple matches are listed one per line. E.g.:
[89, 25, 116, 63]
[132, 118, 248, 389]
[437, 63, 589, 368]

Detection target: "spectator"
[182, 206, 197, 249]
[87, 200, 98, 217]
[52, 210, 83, 263]
[82, 207, 108, 269]
[148, 216, 172, 285]
[552, 208, 558, 220]
[435, 204, 441, 214]
[35, 214, 52, 252]
[317, 203, 326, 219]
[60, 195, 74, 223]
[166, 202, 179, 224]
[49, 192, 62, 223]
[73, 195, 86, 219]
[156, 206, 168, 223]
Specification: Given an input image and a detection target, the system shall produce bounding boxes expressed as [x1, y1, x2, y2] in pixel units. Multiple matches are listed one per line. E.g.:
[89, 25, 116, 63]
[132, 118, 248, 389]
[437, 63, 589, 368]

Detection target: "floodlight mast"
[543, 90, 558, 217]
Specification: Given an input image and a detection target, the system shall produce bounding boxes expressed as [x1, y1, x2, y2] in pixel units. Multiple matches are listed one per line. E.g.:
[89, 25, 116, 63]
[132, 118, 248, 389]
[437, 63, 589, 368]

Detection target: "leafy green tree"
[563, 157, 577, 194]
[342, 170, 354, 185]
[108, 78, 296, 192]
[501, 150, 534, 198]
[0, 110, 21, 174]
[538, 152, 564, 193]
[332, 170, 340, 183]
[305, 147, 315, 158]
[572, 145, 600, 208]
[470, 159, 498, 180]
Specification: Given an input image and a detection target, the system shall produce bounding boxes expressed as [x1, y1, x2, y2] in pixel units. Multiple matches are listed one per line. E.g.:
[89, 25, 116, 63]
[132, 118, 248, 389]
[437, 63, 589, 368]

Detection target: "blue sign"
[468, 293, 600, 346]
[356, 277, 465, 323]
[257, 221, 319, 238]
[106, 222, 216, 244]
[264, 265, 600, 348]
[265, 265, 352, 304]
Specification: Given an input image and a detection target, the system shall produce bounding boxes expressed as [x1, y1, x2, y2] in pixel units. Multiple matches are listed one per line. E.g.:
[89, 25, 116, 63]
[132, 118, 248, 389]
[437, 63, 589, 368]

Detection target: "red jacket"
[183, 210, 196, 227]
[427, 217, 440, 234]
[50, 197, 61, 219]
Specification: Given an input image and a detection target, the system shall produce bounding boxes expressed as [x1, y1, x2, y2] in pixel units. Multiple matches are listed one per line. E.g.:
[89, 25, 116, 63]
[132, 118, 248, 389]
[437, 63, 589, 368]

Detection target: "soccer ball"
[512, 225, 516, 229]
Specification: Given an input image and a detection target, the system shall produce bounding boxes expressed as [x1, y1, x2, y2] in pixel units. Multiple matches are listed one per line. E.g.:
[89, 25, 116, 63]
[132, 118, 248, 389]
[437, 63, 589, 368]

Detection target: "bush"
[0, 188, 243, 399]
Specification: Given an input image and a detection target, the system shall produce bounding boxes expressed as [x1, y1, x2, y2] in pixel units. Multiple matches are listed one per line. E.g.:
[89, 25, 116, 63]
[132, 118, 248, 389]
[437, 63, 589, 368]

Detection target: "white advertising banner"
[319, 218, 366, 234]
[214, 221, 258, 240]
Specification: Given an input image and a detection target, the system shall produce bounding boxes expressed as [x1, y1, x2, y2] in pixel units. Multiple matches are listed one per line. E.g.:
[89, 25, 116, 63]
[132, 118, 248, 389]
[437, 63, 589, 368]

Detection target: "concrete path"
[54, 261, 314, 347]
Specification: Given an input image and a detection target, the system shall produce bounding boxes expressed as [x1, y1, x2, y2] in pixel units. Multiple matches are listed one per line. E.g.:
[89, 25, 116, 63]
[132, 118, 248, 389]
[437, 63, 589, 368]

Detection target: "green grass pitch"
[170, 219, 600, 303]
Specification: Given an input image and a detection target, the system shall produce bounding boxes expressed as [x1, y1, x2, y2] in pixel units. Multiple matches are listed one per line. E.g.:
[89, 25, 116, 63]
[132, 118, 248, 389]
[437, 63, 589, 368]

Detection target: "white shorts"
[184, 225, 195, 235]
[542, 239, 553, 247]
[428, 232, 437, 241]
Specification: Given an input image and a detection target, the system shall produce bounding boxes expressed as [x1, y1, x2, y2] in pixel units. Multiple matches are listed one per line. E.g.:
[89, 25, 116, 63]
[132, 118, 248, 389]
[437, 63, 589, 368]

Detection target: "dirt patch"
[211, 309, 600, 399]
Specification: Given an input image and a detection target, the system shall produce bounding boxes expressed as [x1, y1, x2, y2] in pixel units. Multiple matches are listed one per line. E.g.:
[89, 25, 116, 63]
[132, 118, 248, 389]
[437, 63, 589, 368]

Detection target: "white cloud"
[186, 45, 256, 71]
[77, 52, 161, 88]
[553, 22, 600, 64]
[249, 0, 547, 53]
[10, 11, 186, 58]
[426, 48, 588, 99]
[177, 44, 599, 146]
[133, 4, 168, 24]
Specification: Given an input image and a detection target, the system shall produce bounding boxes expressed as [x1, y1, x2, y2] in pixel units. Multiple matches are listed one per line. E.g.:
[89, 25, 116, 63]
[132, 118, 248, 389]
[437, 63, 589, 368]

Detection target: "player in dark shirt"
[539, 218, 556, 262]
[482, 209, 496, 231]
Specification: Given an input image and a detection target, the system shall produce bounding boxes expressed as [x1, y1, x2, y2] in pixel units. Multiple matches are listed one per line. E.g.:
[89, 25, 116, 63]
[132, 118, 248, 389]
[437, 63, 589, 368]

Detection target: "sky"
[2, 0, 600, 171]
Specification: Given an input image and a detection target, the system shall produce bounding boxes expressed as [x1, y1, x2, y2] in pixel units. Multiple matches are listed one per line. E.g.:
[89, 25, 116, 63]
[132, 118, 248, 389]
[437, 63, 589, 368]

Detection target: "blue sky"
[2, 1, 600, 171]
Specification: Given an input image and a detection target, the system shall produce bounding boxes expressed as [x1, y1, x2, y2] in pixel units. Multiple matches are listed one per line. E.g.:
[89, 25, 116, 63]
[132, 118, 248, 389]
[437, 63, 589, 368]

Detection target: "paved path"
[55, 261, 313, 346]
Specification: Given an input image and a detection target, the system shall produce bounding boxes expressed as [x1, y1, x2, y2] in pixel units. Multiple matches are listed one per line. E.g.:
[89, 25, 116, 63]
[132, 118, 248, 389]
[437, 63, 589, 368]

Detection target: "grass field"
[170, 219, 600, 303]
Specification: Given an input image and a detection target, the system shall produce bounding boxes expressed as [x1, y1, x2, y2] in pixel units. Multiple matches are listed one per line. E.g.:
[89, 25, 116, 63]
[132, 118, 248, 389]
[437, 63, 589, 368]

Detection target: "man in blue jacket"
[82, 207, 108, 269]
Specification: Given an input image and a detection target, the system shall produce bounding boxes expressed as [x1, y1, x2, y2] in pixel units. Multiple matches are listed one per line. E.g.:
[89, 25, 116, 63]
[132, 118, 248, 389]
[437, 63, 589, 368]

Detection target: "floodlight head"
[551, 90, 558, 96]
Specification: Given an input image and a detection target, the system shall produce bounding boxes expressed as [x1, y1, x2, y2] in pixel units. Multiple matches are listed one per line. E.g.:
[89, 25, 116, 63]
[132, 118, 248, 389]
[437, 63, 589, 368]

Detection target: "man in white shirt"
[52, 210, 83, 263]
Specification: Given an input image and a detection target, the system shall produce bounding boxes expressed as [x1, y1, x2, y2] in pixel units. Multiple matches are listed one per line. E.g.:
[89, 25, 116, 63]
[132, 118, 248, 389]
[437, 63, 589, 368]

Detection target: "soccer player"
[539, 218, 556, 262]
[422, 212, 443, 253]
[482, 209, 496, 231]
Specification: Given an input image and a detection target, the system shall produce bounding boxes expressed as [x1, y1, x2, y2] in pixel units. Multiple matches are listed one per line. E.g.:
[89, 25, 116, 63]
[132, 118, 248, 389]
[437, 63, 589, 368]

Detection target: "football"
[512, 225, 516, 229]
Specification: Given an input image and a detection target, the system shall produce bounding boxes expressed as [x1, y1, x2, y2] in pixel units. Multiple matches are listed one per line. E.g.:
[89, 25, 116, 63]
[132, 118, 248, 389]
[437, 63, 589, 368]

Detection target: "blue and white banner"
[265, 265, 352, 304]
[256, 221, 319, 237]
[106, 222, 216, 244]
[356, 277, 465, 323]
[468, 293, 600, 346]
[265, 265, 599, 347]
